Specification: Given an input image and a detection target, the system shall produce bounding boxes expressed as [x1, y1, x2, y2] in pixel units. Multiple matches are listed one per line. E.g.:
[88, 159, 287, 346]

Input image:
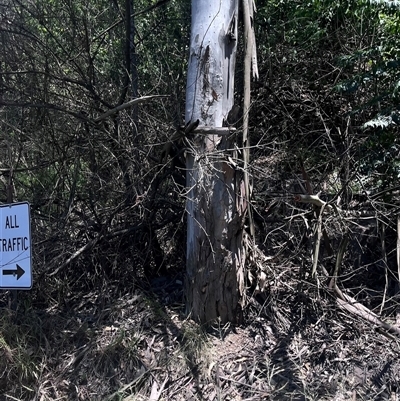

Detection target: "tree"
[185, 0, 248, 324]
[0, 0, 190, 287]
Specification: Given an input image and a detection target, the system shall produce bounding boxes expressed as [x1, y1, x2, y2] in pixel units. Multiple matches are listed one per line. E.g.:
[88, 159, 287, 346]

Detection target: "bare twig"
[380, 221, 388, 315]
[94, 95, 169, 122]
[329, 233, 349, 289]
[312, 205, 324, 277]
[397, 215, 400, 283]
[48, 236, 101, 277]
[93, 0, 171, 42]
[149, 377, 168, 401]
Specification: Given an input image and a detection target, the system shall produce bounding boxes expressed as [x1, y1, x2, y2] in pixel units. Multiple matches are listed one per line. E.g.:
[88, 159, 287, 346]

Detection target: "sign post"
[0, 202, 32, 290]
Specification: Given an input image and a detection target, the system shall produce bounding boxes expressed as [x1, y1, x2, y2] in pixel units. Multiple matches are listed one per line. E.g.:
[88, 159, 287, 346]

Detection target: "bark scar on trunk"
[201, 45, 210, 93]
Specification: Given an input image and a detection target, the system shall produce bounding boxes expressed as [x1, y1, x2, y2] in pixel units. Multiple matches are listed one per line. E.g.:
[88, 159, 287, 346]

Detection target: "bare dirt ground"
[2, 261, 400, 401]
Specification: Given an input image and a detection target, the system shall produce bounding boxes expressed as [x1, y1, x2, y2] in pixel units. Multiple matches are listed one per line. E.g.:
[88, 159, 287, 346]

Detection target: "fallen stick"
[322, 264, 400, 336]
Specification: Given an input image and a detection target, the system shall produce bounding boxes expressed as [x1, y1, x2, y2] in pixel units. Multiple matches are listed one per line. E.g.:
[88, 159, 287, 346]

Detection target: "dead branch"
[242, 0, 256, 240]
[294, 194, 328, 208]
[94, 95, 169, 122]
[337, 295, 400, 337]
[321, 263, 400, 337]
[397, 215, 400, 282]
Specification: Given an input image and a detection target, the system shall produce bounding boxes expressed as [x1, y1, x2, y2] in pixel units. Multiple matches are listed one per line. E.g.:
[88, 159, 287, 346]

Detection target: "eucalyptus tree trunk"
[185, 0, 246, 324]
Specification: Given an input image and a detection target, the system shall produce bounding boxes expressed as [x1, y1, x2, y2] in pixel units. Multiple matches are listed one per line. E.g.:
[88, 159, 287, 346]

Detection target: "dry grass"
[1, 261, 400, 401]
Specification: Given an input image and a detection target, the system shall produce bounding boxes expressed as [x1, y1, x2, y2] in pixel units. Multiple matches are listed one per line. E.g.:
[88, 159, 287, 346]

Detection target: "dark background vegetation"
[0, 0, 400, 399]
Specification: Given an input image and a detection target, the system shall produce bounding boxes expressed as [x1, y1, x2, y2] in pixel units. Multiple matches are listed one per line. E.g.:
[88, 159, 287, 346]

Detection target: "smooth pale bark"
[185, 0, 245, 324]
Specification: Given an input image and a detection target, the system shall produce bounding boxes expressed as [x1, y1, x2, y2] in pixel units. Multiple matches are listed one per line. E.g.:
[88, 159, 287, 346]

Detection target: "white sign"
[0, 202, 32, 289]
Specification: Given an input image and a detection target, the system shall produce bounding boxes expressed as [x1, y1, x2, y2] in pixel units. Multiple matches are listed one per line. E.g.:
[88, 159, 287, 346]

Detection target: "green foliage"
[369, 0, 400, 9]
[252, 0, 400, 206]
[357, 129, 400, 190]
[315, 0, 400, 192]
[136, 0, 190, 96]
[333, 1, 400, 126]
[256, 0, 381, 46]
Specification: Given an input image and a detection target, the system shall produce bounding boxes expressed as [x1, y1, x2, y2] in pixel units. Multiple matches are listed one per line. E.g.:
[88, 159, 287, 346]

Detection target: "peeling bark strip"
[242, 0, 258, 241]
[185, 1, 244, 324]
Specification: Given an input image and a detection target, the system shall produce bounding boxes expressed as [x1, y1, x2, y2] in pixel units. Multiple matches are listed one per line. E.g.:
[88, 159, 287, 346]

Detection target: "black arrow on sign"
[3, 264, 25, 280]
